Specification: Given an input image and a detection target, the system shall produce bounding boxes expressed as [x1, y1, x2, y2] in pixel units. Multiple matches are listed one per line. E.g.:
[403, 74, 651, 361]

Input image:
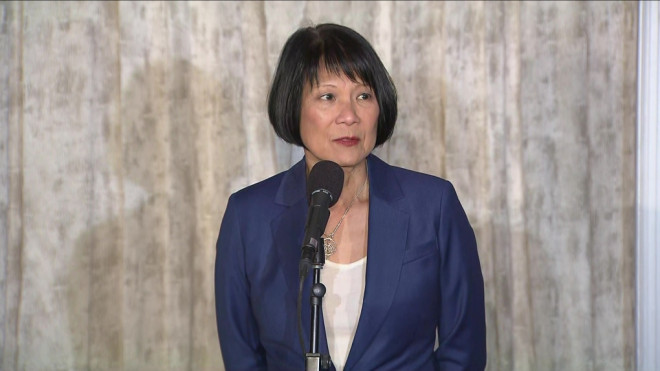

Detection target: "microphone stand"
[305, 242, 332, 371]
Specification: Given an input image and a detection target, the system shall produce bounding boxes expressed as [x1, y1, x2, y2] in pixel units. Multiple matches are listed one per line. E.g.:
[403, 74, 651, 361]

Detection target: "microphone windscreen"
[306, 160, 344, 207]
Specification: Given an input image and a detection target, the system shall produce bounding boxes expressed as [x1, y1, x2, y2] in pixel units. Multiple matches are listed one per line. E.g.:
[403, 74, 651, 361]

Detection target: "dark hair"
[268, 23, 397, 148]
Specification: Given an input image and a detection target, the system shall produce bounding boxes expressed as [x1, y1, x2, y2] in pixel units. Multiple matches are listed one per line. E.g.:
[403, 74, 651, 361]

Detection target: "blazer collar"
[275, 157, 307, 206]
[274, 154, 405, 205]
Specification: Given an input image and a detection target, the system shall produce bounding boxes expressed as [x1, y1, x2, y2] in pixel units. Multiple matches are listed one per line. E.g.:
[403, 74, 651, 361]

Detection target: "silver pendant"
[323, 236, 337, 259]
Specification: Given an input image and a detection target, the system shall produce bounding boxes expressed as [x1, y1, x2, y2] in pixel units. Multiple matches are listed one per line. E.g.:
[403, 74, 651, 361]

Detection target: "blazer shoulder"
[388, 163, 454, 194]
[368, 155, 458, 207]
[228, 157, 306, 211]
[229, 171, 287, 208]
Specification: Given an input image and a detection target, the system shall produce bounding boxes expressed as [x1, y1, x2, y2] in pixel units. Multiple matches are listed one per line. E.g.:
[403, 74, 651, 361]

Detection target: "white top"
[322, 257, 367, 371]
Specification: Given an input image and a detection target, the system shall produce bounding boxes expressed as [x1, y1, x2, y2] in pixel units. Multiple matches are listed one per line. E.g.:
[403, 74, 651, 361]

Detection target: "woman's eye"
[357, 92, 372, 100]
[320, 93, 334, 101]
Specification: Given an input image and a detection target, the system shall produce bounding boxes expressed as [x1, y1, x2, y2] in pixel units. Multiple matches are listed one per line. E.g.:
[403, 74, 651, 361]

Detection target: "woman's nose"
[336, 99, 359, 125]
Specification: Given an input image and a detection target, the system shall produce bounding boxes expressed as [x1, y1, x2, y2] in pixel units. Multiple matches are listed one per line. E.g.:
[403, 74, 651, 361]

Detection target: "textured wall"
[0, 1, 637, 370]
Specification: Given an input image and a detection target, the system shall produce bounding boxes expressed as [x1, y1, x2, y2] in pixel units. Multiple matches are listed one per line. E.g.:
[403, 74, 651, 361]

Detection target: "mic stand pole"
[305, 244, 332, 371]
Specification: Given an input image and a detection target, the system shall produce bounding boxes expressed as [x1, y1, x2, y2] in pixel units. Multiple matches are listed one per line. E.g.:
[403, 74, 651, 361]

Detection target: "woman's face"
[300, 67, 379, 171]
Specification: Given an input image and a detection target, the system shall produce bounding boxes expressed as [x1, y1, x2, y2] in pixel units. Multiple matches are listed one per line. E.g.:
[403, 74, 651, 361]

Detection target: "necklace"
[322, 176, 368, 259]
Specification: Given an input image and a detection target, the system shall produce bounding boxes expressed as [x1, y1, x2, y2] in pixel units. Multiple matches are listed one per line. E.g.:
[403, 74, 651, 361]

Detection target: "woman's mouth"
[333, 136, 360, 146]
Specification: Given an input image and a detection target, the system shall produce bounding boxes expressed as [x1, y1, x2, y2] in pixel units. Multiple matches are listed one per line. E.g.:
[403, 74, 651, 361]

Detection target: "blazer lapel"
[270, 158, 333, 357]
[271, 158, 307, 293]
[344, 155, 410, 370]
[270, 159, 313, 345]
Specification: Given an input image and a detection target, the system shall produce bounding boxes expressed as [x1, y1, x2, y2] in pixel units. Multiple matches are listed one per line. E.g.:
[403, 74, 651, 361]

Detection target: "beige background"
[0, 1, 637, 370]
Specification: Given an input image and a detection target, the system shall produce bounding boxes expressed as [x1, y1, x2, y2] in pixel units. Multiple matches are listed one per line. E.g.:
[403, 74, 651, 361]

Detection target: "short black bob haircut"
[268, 23, 398, 148]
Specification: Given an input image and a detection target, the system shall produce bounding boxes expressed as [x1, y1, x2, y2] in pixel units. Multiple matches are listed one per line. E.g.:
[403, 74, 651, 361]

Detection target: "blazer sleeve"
[433, 183, 487, 370]
[215, 194, 267, 370]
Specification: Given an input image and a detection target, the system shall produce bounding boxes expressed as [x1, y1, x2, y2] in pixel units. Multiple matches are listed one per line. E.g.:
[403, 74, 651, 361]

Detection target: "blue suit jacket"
[215, 155, 486, 370]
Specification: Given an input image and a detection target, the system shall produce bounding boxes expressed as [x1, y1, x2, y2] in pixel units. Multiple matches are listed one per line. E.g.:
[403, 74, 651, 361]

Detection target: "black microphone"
[299, 160, 344, 278]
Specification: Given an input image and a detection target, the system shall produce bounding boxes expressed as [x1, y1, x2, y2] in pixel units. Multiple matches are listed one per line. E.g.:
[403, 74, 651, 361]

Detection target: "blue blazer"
[215, 155, 486, 370]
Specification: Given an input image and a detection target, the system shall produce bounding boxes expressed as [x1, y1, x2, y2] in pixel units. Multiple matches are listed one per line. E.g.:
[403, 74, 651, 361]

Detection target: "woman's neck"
[334, 161, 369, 209]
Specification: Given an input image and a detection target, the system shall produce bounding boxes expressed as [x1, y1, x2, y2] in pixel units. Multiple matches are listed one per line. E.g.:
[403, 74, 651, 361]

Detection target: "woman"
[215, 23, 486, 370]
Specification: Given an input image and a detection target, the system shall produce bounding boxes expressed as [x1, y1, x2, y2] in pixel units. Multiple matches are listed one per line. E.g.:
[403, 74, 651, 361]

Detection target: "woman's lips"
[333, 137, 360, 146]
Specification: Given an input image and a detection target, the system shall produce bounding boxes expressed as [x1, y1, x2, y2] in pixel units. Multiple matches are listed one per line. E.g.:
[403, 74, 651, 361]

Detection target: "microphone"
[299, 160, 344, 278]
